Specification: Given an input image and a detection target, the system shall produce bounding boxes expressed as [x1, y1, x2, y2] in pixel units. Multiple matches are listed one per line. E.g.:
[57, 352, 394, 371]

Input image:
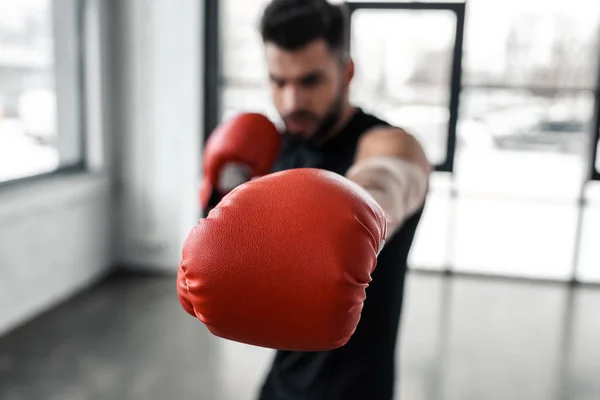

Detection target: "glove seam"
[180, 265, 199, 317]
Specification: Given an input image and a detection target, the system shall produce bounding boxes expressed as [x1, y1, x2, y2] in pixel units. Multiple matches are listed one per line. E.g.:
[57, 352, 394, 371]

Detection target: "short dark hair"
[259, 0, 349, 56]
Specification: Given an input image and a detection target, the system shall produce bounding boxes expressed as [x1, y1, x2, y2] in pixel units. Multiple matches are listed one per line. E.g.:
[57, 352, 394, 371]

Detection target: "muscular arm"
[346, 126, 431, 238]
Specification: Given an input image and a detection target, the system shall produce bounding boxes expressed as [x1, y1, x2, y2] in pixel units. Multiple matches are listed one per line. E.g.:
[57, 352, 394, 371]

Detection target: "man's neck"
[317, 103, 356, 145]
[333, 103, 357, 136]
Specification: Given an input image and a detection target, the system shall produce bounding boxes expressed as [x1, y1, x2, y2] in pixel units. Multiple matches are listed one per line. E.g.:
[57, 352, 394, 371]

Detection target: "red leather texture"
[199, 177, 213, 211]
[178, 168, 387, 351]
[203, 113, 281, 190]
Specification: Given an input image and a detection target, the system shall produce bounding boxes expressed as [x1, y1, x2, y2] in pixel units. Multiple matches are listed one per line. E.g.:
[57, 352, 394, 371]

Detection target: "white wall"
[110, 0, 203, 272]
[0, 0, 204, 336]
[0, 175, 112, 336]
[0, 0, 115, 337]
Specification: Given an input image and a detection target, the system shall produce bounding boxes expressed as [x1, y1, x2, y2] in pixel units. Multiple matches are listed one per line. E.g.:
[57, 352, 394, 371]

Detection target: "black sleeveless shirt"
[259, 108, 425, 400]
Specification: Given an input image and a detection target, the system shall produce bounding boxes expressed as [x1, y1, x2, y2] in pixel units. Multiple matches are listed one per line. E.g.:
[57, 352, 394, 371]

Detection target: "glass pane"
[577, 182, 600, 282]
[452, 197, 578, 279]
[350, 10, 457, 165]
[220, 86, 278, 122]
[408, 173, 452, 271]
[456, 88, 593, 198]
[453, 87, 589, 279]
[464, 0, 600, 89]
[0, 1, 59, 182]
[220, 0, 270, 85]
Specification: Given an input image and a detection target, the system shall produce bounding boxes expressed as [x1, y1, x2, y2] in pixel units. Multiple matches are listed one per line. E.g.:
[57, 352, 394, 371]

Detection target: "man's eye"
[301, 76, 321, 87]
[270, 78, 285, 88]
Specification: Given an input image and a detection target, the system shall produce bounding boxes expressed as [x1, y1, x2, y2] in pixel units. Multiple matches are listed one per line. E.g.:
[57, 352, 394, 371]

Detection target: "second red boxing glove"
[200, 113, 281, 213]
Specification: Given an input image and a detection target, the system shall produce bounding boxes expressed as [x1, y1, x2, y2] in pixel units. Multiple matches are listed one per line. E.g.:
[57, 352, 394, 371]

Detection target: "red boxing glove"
[178, 168, 387, 351]
[200, 113, 281, 212]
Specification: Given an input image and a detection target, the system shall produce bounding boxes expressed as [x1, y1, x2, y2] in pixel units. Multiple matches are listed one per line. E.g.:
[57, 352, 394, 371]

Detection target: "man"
[255, 1, 430, 399]
[178, 0, 430, 398]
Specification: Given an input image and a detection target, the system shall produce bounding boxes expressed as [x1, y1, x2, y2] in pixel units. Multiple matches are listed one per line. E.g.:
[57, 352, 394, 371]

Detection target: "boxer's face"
[265, 39, 353, 141]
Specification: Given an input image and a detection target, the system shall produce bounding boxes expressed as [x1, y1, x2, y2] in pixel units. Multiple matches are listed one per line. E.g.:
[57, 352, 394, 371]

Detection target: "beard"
[282, 90, 344, 147]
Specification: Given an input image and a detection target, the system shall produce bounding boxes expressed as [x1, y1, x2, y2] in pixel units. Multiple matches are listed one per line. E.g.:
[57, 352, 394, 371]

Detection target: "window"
[0, 0, 83, 184]
[214, 0, 600, 281]
[451, 0, 600, 279]
[349, 7, 458, 166]
[218, 0, 272, 123]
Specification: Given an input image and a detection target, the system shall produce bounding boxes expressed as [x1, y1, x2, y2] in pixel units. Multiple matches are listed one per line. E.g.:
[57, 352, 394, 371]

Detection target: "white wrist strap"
[346, 156, 428, 238]
[218, 163, 252, 192]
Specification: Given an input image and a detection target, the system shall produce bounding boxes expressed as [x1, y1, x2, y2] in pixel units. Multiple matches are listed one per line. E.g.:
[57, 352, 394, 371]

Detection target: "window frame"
[203, 0, 221, 143]
[591, 88, 600, 181]
[204, 1, 467, 172]
[345, 2, 466, 173]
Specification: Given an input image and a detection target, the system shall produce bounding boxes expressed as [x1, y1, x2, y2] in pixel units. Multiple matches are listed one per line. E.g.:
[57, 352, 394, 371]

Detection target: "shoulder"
[356, 125, 432, 174]
[360, 125, 414, 147]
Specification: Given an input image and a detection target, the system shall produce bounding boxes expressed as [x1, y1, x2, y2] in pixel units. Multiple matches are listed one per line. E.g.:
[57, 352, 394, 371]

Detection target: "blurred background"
[0, 0, 599, 399]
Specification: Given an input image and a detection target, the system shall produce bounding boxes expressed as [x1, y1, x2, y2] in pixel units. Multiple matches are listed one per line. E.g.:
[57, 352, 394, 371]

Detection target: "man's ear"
[345, 57, 355, 85]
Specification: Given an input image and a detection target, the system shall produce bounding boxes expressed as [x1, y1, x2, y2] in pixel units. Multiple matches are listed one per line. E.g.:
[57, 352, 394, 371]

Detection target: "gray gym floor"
[1, 271, 599, 400]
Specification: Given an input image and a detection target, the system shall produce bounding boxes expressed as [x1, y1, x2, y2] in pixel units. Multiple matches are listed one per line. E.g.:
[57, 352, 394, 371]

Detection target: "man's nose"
[282, 85, 307, 113]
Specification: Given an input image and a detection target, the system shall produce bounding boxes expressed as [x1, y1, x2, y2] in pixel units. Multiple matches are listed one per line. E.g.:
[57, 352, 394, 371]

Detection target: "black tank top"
[260, 108, 425, 400]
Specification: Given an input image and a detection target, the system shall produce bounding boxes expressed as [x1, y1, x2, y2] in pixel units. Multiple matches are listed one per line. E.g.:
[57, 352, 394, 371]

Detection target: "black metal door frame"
[345, 2, 466, 173]
[591, 80, 600, 181]
[203, 0, 221, 143]
[591, 43, 600, 181]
